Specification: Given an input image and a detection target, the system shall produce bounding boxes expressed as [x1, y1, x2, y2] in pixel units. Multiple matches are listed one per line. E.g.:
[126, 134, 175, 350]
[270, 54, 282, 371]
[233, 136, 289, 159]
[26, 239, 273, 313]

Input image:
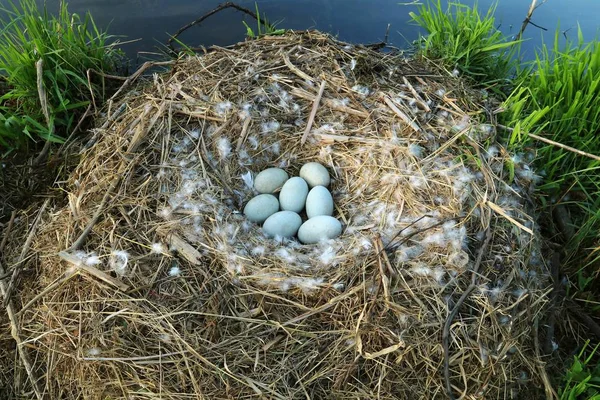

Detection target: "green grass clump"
[409, 0, 519, 90]
[0, 0, 122, 150]
[503, 28, 600, 268]
[560, 341, 600, 400]
[242, 3, 285, 39]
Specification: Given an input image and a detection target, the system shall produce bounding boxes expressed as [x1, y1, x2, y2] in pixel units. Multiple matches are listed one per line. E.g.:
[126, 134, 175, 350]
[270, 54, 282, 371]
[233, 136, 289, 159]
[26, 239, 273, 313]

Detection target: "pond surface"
[10, 1, 600, 61]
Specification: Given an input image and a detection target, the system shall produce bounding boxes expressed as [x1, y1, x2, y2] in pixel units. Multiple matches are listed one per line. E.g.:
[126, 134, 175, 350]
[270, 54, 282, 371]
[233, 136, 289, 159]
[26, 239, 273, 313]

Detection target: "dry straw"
[1, 31, 553, 399]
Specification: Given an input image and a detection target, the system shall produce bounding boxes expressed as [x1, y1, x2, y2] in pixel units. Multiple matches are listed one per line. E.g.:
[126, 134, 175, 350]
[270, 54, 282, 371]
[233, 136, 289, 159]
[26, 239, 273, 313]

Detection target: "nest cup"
[1, 31, 553, 399]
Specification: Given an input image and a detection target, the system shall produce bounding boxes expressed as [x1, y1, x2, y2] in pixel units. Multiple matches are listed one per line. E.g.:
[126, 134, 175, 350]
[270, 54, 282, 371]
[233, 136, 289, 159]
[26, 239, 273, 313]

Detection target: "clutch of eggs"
[243, 163, 341, 244]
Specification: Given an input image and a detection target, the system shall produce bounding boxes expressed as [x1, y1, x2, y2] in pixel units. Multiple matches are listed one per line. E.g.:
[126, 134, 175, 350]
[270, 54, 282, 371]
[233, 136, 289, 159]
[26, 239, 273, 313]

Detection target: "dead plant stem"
[3, 199, 50, 307]
[443, 226, 492, 399]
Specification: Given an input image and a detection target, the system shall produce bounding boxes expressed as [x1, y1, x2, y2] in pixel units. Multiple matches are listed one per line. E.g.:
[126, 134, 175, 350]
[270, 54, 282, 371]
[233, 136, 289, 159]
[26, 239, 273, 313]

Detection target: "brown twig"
[515, 0, 548, 41]
[110, 61, 174, 106]
[381, 94, 421, 132]
[236, 117, 252, 152]
[111, 61, 176, 103]
[0, 211, 17, 282]
[566, 300, 600, 339]
[527, 20, 549, 31]
[35, 59, 51, 133]
[384, 216, 456, 253]
[0, 210, 17, 254]
[290, 87, 368, 118]
[32, 59, 54, 167]
[497, 124, 600, 162]
[0, 212, 44, 399]
[443, 226, 492, 400]
[66, 175, 121, 252]
[283, 54, 314, 83]
[86, 68, 98, 115]
[3, 199, 50, 308]
[32, 140, 53, 168]
[376, 236, 396, 277]
[552, 204, 575, 242]
[528, 132, 600, 161]
[533, 316, 558, 400]
[487, 200, 534, 235]
[87, 68, 129, 82]
[402, 76, 430, 112]
[58, 251, 129, 291]
[0, 270, 45, 399]
[167, 2, 272, 50]
[384, 23, 391, 44]
[56, 104, 93, 158]
[374, 237, 391, 303]
[281, 283, 366, 327]
[300, 79, 326, 145]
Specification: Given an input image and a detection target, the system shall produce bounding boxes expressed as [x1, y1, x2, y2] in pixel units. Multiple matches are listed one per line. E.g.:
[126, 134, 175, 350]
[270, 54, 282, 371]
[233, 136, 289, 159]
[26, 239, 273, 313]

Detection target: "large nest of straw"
[2, 31, 553, 399]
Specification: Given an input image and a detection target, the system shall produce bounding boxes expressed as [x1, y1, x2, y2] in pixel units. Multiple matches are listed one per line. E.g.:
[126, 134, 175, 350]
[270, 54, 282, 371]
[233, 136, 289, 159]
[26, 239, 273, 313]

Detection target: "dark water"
[11, 1, 600, 61]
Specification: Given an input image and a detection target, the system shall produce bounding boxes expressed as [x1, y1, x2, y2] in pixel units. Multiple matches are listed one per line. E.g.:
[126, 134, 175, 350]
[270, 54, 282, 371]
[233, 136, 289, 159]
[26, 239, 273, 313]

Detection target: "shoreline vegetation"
[1, 0, 599, 397]
[0, 0, 123, 150]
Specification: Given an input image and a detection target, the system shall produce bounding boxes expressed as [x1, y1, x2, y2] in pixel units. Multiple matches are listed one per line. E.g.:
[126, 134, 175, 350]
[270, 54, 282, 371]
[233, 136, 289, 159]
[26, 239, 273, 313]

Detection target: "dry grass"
[1, 31, 554, 399]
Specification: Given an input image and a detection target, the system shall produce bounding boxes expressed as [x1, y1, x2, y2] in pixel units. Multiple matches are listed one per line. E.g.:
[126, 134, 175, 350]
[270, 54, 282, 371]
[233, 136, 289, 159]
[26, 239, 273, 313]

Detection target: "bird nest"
[1, 31, 553, 399]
